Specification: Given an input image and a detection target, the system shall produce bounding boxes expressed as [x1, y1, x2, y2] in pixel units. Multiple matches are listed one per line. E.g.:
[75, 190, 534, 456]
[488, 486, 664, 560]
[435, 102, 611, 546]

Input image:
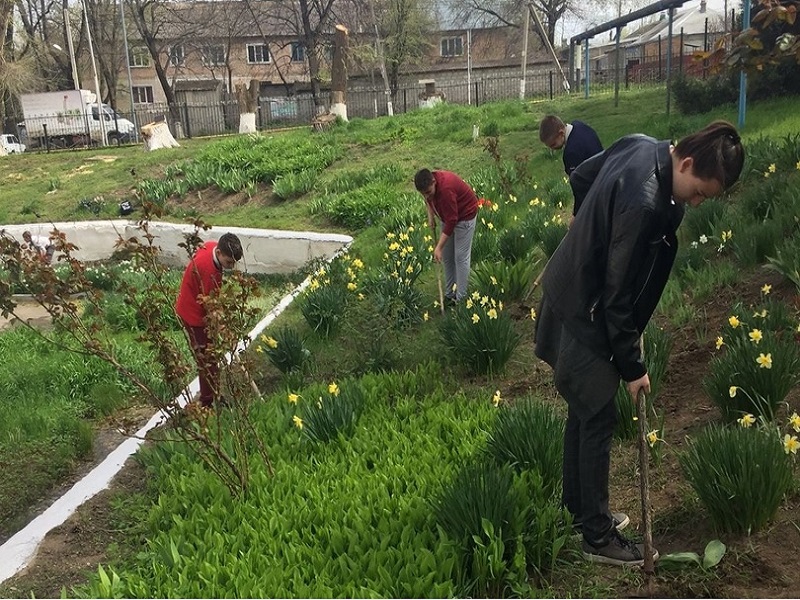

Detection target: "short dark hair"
[674, 120, 745, 190]
[539, 115, 565, 143]
[414, 168, 434, 192]
[22, 231, 32, 240]
[218, 233, 243, 261]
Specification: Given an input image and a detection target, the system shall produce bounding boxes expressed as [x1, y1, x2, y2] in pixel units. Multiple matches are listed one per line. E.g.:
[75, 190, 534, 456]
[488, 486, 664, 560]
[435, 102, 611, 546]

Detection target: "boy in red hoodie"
[175, 233, 243, 407]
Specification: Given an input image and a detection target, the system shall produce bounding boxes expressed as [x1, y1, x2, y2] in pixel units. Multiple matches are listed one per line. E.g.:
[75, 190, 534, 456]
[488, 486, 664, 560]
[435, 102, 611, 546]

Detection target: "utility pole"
[367, 0, 393, 116]
[81, 0, 107, 146]
[62, 0, 80, 90]
[118, 0, 138, 140]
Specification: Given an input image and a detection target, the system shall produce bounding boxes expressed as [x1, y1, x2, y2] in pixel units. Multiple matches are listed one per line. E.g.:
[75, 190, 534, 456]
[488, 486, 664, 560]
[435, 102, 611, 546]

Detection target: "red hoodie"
[175, 241, 222, 327]
[427, 170, 478, 236]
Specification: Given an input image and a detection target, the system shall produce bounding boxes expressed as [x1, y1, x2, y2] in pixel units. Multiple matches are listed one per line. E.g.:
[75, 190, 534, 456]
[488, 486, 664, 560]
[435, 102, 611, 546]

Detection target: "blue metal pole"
[737, 0, 751, 128]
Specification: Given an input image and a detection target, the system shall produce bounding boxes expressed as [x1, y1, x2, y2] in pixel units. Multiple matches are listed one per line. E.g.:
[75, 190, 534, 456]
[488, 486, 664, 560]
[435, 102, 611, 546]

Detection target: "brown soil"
[1, 269, 799, 598]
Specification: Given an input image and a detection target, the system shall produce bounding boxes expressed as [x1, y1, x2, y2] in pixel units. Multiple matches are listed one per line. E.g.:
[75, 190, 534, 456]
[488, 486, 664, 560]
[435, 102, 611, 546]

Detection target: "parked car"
[0, 133, 26, 154]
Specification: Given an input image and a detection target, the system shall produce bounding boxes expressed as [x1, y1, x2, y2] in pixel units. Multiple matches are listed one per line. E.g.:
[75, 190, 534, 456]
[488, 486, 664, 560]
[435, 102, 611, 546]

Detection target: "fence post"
[679, 28, 684, 75]
[403, 89, 407, 113]
[42, 123, 49, 153]
[182, 103, 192, 139]
[657, 35, 662, 81]
[549, 71, 554, 99]
[474, 81, 479, 106]
[625, 63, 630, 90]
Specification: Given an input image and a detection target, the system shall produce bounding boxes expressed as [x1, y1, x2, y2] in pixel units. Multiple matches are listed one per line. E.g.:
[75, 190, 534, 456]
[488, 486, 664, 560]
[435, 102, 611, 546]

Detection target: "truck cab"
[0, 133, 26, 154]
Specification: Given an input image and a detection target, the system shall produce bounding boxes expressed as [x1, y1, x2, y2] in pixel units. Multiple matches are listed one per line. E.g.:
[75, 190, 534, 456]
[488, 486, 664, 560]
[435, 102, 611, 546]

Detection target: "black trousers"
[535, 296, 620, 545]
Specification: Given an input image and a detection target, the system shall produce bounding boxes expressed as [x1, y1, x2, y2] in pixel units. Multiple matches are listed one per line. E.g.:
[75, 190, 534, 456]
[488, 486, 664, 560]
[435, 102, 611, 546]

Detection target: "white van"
[0, 133, 26, 154]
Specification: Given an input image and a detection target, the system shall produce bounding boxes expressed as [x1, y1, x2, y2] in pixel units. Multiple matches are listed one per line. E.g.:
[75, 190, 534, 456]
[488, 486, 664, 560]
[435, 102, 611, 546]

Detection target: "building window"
[440, 36, 463, 57]
[203, 45, 226, 66]
[169, 44, 185, 66]
[291, 42, 305, 62]
[247, 43, 271, 64]
[129, 46, 150, 67]
[132, 86, 154, 104]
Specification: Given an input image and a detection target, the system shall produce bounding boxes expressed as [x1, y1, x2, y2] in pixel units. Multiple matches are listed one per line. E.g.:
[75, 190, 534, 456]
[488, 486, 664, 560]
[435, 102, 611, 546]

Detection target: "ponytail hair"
[674, 120, 745, 190]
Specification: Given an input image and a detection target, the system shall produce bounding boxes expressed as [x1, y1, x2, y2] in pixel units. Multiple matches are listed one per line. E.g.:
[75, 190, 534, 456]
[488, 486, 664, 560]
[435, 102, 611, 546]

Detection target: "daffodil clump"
[289, 380, 365, 443]
[438, 293, 521, 375]
[471, 259, 537, 303]
[299, 257, 361, 338]
[256, 326, 311, 376]
[704, 293, 800, 422]
[680, 422, 795, 535]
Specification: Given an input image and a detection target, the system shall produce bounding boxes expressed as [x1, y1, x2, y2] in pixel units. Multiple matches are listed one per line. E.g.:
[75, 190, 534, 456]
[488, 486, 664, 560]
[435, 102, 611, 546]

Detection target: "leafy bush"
[299, 282, 348, 338]
[259, 327, 311, 375]
[767, 235, 800, 294]
[497, 226, 538, 263]
[487, 398, 564, 497]
[680, 424, 794, 534]
[271, 170, 318, 200]
[363, 272, 424, 329]
[671, 73, 737, 115]
[538, 221, 568, 258]
[472, 259, 537, 304]
[294, 381, 364, 443]
[705, 310, 800, 422]
[439, 295, 521, 376]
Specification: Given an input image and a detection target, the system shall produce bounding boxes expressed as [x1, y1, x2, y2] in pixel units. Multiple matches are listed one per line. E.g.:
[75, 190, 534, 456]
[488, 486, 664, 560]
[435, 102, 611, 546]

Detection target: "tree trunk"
[329, 24, 348, 121]
[141, 120, 179, 150]
[236, 78, 259, 133]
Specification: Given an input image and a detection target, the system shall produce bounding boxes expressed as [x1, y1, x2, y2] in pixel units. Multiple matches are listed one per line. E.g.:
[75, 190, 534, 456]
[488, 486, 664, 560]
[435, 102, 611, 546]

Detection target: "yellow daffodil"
[255, 346, 264, 354]
[729, 386, 738, 398]
[761, 283, 771, 295]
[646, 429, 661, 447]
[406, 265, 414, 274]
[756, 353, 773, 369]
[405, 245, 414, 254]
[487, 222, 495, 230]
[452, 283, 458, 293]
[788, 412, 800, 433]
[492, 390, 502, 407]
[748, 329, 763, 344]
[728, 315, 740, 328]
[423, 311, 429, 322]
[768, 163, 776, 173]
[358, 293, 365, 301]
[491, 203, 499, 212]
[481, 295, 489, 306]
[386, 232, 395, 239]
[487, 308, 498, 320]
[292, 415, 304, 430]
[328, 382, 340, 396]
[288, 393, 299, 404]
[738, 413, 756, 427]
[388, 242, 400, 251]
[347, 282, 357, 291]
[796, 159, 800, 171]
[309, 279, 320, 291]
[472, 313, 480, 324]
[764, 171, 771, 178]
[434, 300, 440, 308]
[490, 276, 498, 285]
[783, 434, 799, 455]
[715, 336, 725, 350]
[530, 308, 537, 320]
[472, 291, 480, 300]
[465, 299, 474, 309]
[352, 258, 364, 269]
[265, 336, 278, 349]
[721, 230, 732, 242]
[753, 308, 768, 318]
[428, 246, 434, 253]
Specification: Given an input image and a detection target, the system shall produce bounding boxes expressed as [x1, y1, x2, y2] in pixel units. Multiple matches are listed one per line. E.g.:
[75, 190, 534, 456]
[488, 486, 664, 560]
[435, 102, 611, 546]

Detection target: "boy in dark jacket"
[534, 121, 744, 566]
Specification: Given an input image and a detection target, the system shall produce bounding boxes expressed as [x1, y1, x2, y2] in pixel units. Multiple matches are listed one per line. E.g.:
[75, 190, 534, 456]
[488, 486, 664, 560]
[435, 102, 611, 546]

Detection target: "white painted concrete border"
[0, 229, 352, 584]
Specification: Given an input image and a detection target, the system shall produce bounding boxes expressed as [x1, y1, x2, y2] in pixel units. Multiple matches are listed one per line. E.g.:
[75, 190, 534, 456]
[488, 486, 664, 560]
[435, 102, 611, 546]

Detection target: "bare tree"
[83, 0, 125, 107]
[380, 0, 434, 101]
[125, 0, 220, 122]
[444, 0, 573, 46]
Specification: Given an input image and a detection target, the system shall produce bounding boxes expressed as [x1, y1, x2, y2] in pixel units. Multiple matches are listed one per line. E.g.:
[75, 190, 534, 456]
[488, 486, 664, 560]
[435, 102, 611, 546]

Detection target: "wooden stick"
[637, 388, 655, 588]
[436, 261, 445, 315]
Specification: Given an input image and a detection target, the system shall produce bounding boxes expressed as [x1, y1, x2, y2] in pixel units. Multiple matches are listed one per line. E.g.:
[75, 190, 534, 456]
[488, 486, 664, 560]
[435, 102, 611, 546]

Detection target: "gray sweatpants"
[441, 217, 476, 301]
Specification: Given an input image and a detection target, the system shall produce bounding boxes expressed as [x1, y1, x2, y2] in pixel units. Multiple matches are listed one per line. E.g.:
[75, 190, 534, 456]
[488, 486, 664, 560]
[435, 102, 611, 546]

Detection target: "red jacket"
[427, 171, 478, 236]
[175, 241, 222, 327]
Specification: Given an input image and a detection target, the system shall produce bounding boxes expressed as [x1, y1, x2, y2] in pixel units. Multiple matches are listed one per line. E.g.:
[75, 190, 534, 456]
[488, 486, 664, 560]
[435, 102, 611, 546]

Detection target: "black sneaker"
[573, 512, 630, 534]
[582, 529, 659, 567]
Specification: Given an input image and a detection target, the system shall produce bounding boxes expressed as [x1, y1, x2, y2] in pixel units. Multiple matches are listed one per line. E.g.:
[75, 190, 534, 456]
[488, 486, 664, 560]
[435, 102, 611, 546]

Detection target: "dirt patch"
[167, 184, 276, 215]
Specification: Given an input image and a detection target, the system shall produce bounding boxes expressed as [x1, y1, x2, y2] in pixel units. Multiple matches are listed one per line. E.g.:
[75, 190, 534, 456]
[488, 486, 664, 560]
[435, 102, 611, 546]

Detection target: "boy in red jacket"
[175, 233, 243, 407]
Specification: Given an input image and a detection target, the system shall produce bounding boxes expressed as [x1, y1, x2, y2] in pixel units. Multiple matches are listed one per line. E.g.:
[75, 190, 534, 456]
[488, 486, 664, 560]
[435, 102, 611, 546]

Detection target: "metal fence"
[5, 61, 714, 151]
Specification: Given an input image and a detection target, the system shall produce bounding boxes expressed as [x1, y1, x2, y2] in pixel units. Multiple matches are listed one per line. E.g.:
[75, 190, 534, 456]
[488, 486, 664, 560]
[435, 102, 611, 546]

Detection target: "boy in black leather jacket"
[535, 121, 744, 566]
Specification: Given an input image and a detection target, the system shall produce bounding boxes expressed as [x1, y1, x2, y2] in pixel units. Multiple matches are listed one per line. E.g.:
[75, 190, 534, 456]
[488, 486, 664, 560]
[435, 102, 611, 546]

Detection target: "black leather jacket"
[541, 135, 684, 381]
